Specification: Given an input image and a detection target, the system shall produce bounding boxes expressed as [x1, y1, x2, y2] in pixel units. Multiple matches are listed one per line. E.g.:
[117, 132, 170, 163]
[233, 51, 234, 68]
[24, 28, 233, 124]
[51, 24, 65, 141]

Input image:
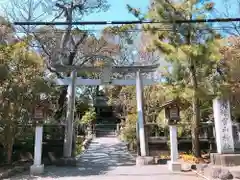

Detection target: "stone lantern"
[161, 99, 181, 125]
[160, 98, 183, 172]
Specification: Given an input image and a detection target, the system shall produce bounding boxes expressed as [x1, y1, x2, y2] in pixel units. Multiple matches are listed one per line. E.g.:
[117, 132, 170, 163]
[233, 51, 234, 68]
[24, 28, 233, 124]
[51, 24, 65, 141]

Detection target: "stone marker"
[211, 98, 240, 166]
[213, 98, 235, 154]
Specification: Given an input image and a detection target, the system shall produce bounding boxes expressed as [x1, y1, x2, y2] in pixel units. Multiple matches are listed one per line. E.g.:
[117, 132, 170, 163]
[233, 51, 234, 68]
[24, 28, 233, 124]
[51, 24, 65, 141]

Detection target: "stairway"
[95, 118, 117, 137]
[94, 89, 119, 137]
[95, 129, 116, 137]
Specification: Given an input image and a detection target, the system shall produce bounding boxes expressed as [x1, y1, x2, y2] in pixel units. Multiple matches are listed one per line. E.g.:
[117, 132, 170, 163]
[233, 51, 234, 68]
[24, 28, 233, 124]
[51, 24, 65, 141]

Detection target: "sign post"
[30, 106, 45, 175]
[161, 99, 182, 172]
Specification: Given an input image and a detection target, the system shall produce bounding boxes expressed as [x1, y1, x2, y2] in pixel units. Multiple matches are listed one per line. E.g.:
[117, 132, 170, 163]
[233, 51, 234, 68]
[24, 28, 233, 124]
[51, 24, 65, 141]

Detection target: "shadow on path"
[20, 137, 136, 179]
[9, 138, 203, 180]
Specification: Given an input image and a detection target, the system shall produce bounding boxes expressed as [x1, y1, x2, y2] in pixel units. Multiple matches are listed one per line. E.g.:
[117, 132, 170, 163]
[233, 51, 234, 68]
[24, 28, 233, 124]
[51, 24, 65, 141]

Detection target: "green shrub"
[120, 114, 137, 145]
[74, 143, 83, 156]
[76, 136, 84, 144]
[79, 107, 96, 125]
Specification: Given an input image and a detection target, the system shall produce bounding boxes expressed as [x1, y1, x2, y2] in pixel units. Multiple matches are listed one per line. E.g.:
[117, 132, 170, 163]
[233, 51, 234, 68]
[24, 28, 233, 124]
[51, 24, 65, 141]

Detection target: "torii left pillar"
[136, 71, 148, 157]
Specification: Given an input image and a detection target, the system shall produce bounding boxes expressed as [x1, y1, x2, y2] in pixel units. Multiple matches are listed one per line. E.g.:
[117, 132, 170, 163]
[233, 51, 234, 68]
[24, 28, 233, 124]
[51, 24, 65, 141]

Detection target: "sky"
[81, 0, 239, 21]
[82, 0, 150, 21]
[0, 0, 239, 87]
[0, 0, 239, 27]
[0, 0, 150, 22]
[0, 0, 150, 37]
[0, 0, 237, 20]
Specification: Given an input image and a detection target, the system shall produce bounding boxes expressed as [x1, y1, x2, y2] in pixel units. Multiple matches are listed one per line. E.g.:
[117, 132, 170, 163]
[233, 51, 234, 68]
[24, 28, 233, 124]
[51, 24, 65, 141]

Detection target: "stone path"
[6, 137, 203, 180]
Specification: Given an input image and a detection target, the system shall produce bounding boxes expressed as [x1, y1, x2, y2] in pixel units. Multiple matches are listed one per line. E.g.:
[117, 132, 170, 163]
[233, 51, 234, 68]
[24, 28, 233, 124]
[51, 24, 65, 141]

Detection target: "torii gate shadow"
[14, 140, 136, 178]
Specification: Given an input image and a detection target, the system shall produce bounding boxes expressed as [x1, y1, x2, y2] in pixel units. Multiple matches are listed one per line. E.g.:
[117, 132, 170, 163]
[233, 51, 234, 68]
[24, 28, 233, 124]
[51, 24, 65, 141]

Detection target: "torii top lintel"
[52, 64, 159, 73]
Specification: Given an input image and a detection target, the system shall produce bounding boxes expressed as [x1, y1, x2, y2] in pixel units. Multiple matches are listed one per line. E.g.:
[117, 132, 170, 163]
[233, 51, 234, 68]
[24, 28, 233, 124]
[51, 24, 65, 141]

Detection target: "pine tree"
[143, 0, 222, 157]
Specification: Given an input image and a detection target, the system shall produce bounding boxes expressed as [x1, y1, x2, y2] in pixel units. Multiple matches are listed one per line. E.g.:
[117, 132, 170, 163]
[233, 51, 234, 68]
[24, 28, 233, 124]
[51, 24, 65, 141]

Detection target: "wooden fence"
[146, 122, 240, 151]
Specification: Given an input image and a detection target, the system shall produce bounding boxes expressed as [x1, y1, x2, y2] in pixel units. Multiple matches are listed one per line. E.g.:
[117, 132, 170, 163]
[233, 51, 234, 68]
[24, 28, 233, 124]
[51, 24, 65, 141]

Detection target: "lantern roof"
[160, 98, 190, 110]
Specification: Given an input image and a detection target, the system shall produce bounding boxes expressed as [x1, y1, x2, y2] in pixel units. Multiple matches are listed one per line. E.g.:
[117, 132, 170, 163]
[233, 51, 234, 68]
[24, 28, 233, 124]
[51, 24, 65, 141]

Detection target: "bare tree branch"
[212, 0, 240, 37]
[59, 3, 73, 57]
[68, 32, 88, 65]
[56, 2, 67, 10]
[18, 24, 64, 79]
[4, 0, 112, 121]
[31, 32, 64, 78]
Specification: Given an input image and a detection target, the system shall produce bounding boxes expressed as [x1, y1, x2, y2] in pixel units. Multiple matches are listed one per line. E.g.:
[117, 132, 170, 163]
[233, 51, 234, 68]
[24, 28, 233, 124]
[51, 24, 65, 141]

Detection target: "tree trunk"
[6, 143, 13, 164]
[4, 124, 14, 164]
[189, 56, 201, 157]
[54, 86, 68, 121]
[191, 93, 201, 157]
[187, 11, 201, 157]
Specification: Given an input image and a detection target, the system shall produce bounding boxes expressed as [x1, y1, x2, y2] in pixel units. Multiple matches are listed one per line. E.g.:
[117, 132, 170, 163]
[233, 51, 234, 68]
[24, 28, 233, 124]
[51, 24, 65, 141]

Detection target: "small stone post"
[116, 123, 120, 135]
[30, 125, 44, 175]
[30, 105, 45, 175]
[169, 125, 178, 161]
[168, 125, 181, 172]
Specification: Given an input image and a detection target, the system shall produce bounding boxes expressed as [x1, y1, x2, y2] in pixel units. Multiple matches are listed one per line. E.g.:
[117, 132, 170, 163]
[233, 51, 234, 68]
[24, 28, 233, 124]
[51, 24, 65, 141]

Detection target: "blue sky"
[82, 0, 149, 21]
[83, 0, 238, 21]
[1, 0, 238, 20]
[0, 0, 150, 21]
[0, 0, 239, 39]
[0, 0, 239, 25]
[0, 0, 150, 34]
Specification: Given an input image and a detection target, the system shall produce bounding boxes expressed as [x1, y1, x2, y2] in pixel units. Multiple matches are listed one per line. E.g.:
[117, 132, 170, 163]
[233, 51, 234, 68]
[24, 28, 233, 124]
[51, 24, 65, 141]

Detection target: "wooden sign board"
[169, 106, 179, 120]
[162, 102, 180, 125]
[34, 107, 44, 119]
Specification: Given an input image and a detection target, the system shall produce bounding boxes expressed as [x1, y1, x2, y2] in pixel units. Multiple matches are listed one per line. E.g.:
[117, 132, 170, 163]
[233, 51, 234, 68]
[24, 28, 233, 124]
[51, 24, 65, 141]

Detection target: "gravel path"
[6, 137, 203, 180]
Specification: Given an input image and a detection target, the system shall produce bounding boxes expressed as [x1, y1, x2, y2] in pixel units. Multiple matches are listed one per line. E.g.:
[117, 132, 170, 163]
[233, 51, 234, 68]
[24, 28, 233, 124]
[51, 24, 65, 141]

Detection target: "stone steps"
[95, 117, 118, 137]
[95, 130, 116, 137]
[95, 124, 116, 130]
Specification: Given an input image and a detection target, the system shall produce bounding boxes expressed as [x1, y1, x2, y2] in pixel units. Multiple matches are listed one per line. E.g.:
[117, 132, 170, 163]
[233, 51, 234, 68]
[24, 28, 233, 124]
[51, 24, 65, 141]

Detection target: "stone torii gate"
[52, 61, 159, 159]
[30, 56, 159, 174]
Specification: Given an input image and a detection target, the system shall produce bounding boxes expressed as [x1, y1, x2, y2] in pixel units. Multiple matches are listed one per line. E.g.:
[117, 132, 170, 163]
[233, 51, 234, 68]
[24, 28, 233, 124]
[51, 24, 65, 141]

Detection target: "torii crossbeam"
[52, 64, 159, 86]
[52, 64, 159, 73]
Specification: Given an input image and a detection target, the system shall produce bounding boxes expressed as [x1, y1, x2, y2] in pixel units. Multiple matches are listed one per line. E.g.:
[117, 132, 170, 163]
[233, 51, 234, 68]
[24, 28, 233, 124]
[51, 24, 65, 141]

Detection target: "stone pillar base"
[210, 153, 240, 166]
[136, 156, 154, 166]
[55, 157, 77, 166]
[30, 164, 44, 175]
[167, 161, 181, 172]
